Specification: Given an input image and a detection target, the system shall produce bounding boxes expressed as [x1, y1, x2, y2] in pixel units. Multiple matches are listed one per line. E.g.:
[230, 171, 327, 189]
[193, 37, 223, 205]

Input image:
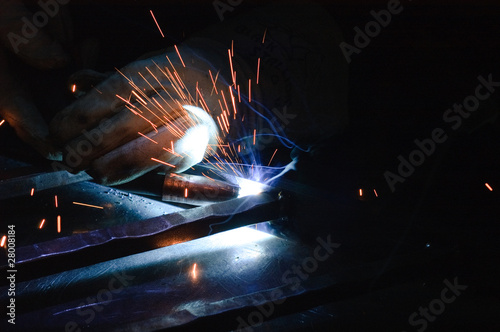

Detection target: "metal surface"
[0, 179, 183, 248]
[1, 192, 282, 283]
[0, 226, 333, 332]
[0, 170, 92, 200]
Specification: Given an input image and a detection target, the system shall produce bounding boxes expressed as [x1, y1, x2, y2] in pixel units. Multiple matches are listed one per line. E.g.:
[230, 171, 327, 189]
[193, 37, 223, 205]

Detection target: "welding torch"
[115, 172, 242, 206]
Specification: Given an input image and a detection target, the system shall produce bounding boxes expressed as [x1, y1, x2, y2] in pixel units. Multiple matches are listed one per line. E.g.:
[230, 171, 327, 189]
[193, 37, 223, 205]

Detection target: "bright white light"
[176, 125, 209, 165]
[174, 105, 218, 169]
[236, 177, 266, 197]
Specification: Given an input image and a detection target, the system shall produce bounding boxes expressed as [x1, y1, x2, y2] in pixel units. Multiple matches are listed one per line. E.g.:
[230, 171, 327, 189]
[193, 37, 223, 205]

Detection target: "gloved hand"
[0, 0, 71, 159]
[50, 45, 223, 185]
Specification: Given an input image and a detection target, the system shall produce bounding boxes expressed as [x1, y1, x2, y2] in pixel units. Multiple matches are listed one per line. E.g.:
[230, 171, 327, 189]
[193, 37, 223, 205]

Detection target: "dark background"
[1, 1, 499, 331]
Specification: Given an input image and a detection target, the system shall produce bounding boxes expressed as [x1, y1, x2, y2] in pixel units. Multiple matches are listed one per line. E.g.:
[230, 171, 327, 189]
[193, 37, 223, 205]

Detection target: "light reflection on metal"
[192, 263, 197, 279]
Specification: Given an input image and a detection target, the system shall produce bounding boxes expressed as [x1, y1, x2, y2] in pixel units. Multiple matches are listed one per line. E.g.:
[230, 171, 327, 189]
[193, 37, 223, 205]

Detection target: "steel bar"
[0, 191, 282, 283]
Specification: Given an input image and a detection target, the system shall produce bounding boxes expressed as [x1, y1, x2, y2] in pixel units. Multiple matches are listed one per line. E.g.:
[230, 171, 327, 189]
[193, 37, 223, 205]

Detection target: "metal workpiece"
[0, 179, 183, 248]
[2, 191, 284, 283]
[0, 226, 333, 332]
[0, 169, 92, 200]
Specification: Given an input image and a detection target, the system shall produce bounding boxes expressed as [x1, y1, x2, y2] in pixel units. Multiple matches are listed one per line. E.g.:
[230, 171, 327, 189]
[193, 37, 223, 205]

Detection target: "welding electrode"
[115, 172, 240, 205]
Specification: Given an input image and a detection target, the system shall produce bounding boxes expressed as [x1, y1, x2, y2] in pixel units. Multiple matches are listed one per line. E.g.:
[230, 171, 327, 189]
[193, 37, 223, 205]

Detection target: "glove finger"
[50, 59, 175, 141]
[89, 107, 217, 185]
[59, 90, 188, 171]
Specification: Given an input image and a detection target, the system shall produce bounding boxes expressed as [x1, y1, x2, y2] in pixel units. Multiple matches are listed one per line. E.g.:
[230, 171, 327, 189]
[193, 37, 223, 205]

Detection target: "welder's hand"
[50, 46, 222, 185]
[0, 0, 71, 159]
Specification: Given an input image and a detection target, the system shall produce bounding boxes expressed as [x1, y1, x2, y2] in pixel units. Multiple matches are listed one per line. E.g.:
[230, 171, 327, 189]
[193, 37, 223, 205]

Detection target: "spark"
[151, 157, 176, 168]
[262, 28, 267, 43]
[39, 219, 46, 229]
[248, 79, 252, 103]
[0, 235, 6, 247]
[174, 45, 186, 67]
[71, 84, 76, 93]
[0, 119, 5, 126]
[54, 195, 58, 208]
[132, 90, 147, 106]
[253, 129, 256, 145]
[138, 132, 158, 144]
[150, 10, 165, 38]
[256, 58, 261, 84]
[30, 188, 35, 196]
[359, 189, 363, 197]
[57, 215, 61, 233]
[231, 40, 234, 57]
[267, 149, 278, 166]
[485, 183, 493, 191]
[228, 49, 236, 86]
[209, 70, 219, 95]
[73, 202, 104, 209]
[374, 189, 378, 197]
[184, 187, 188, 198]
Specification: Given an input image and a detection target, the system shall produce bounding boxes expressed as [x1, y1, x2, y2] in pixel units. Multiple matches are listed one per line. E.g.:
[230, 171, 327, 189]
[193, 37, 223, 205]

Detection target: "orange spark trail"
[485, 183, 493, 191]
[0, 235, 6, 247]
[151, 157, 176, 168]
[248, 79, 252, 103]
[150, 10, 165, 38]
[138, 132, 159, 144]
[228, 49, 236, 86]
[71, 84, 76, 93]
[374, 189, 379, 197]
[268, 149, 278, 166]
[174, 45, 186, 67]
[57, 215, 61, 233]
[209, 70, 219, 95]
[262, 28, 267, 43]
[30, 188, 34, 196]
[0, 119, 5, 126]
[256, 58, 261, 84]
[184, 188, 188, 198]
[73, 202, 104, 209]
[253, 129, 256, 145]
[39, 219, 46, 229]
[54, 195, 58, 208]
[359, 189, 363, 197]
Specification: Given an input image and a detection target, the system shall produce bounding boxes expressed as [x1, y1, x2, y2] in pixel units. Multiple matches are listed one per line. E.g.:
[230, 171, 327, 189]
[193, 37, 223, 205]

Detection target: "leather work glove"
[50, 45, 223, 185]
